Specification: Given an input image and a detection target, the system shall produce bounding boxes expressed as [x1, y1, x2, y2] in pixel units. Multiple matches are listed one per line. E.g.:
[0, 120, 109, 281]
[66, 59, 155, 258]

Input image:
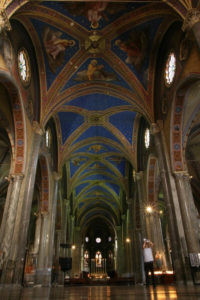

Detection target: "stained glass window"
[45, 128, 51, 148]
[165, 52, 176, 86]
[18, 49, 31, 85]
[144, 128, 150, 149]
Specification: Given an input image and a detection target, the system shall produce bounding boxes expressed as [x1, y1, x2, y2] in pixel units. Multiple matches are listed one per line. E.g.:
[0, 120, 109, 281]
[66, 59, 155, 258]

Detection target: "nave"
[1, 285, 200, 300]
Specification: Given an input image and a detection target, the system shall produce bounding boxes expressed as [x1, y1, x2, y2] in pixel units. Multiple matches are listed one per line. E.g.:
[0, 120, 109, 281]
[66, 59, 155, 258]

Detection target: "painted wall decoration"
[74, 59, 118, 82]
[63, 2, 129, 29]
[115, 29, 148, 72]
[43, 27, 75, 73]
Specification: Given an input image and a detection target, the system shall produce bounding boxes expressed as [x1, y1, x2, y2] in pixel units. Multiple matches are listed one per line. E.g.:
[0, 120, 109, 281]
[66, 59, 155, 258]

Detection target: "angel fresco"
[43, 27, 75, 73]
[74, 60, 118, 82]
[64, 2, 127, 29]
[115, 30, 148, 72]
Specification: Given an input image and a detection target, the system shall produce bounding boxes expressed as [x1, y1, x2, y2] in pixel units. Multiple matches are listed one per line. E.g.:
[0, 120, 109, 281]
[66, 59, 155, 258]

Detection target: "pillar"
[71, 227, 81, 278]
[116, 226, 124, 277]
[46, 172, 60, 279]
[125, 199, 134, 278]
[35, 172, 60, 286]
[174, 171, 200, 254]
[135, 172, 146, 283]
[9, 122, 43, 284]
[0, 173, 24, 284]
[32, 213, 42, 256]
[60, 199, 69, 258]
[151, 122, 189, 284]
[35, 212, 50, 285]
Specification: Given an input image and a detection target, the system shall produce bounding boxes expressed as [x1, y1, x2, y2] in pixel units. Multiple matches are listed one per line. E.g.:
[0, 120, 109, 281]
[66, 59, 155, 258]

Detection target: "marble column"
[54, 229, 64, 285]
[174, 171, 199, 254]
[60, 199, 69, 258]
[135, 172, 147, 238]
[11, 122, 43, 284]
[182, 8, 200, 49]
[125, 200, 134, 277]
[135, 172, 146, 284]
[47, 173, 60, 276]
[116, 226, 124, 277]
[151, 123, 189, 284]
[71, 227, 81, 277]
[34, 172, 60, 286]
[55, 230, 62, 263]
[0, 173, 24, 284]
[32, 213, 42, 256]
[35, 212, 50, 285]
[147, 212, 167, 270]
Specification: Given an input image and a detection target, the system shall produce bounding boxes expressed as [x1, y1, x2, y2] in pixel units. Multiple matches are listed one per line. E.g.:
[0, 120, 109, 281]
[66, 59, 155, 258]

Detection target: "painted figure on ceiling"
[87, 59, 104, 80]
[75, 59, 118, 82]
[87, 2, 108, 29]
[115, 30, 148, 72]
[43, 27, 75, 73]
[65, 2, 126, 28]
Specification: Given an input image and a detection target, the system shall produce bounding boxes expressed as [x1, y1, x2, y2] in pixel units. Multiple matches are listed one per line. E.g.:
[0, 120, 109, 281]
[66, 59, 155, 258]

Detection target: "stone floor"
[0, 284, 200, 300]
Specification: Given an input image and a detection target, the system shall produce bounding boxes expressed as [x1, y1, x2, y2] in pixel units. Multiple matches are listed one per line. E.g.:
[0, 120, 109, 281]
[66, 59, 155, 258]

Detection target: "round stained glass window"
[96, 237, 101, 244]
[165, 52, 176, 86]
[18, 48, 31, 85]
[144, 128, 150, 149]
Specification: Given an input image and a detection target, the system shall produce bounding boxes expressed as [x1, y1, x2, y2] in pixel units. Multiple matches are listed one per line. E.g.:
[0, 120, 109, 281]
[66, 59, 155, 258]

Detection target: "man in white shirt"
[143, 239, 155, 287]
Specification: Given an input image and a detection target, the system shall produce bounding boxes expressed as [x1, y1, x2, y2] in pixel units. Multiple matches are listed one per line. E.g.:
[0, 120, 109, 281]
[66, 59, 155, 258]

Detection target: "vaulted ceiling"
[9, 0, 190, 229]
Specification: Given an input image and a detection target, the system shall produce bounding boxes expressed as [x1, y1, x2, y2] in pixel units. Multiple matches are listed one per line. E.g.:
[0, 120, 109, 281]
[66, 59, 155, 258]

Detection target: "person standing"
[143, 239, 155, 287]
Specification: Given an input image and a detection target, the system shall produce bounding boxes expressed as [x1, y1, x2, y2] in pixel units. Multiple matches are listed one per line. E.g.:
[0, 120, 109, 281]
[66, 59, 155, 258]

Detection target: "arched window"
[165, 52, 176, 86]
[45, 128, 51, 148]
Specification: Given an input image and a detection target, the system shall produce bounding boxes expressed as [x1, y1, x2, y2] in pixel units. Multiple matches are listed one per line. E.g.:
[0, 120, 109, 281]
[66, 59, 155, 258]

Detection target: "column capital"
[10, 173, 24, 181]
[173, 171, 190, 180]
[32, 121, 44, 136]
[53, 171, 61, 181]
[41, 210, 49, 217]
[126, 198, 133, 206]
[64, 199, 70, 208]
[116, 226, 121, 231]
[182, 9, 200, 32]
[121, 214, 126, 220]
[150, 123, 160, 135]
[0, 10, 11, 33]
[135, 171, 143, 181]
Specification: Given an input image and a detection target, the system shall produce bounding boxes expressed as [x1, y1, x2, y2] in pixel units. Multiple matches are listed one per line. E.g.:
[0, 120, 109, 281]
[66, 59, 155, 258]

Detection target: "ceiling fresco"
[12, 0, 185, 226]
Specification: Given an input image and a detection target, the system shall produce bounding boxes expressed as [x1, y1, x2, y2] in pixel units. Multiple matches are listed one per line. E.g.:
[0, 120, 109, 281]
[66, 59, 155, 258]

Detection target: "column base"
[1, 260, 16, 284]
[35, 268, 52, 286]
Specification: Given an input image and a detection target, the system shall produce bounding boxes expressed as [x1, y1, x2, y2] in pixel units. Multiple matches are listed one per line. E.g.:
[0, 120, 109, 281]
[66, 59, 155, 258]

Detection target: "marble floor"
[0, 284, 200, 300]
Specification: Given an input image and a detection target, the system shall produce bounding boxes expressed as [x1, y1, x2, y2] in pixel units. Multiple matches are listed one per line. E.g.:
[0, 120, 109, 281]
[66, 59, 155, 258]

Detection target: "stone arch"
[171, 76, 200, 172]
[0, 70, 26, 174]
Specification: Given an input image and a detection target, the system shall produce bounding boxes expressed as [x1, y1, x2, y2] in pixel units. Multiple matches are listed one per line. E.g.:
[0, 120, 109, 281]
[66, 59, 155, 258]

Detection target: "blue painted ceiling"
[19, 0, 169, 226]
